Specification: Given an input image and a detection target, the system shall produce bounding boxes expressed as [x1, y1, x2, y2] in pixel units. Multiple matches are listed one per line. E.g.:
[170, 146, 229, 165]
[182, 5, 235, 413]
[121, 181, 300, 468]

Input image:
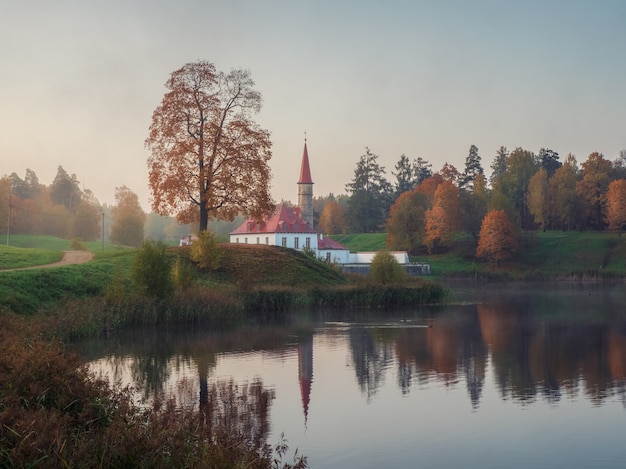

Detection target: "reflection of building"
[298, 335, 313, 425]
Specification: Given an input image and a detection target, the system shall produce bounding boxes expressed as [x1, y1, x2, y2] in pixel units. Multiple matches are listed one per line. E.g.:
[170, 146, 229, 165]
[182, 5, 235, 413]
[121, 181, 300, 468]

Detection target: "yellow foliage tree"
[386, 189, 428, 254]
[526, 167, 549, 231]
[319, 200, 347, 234]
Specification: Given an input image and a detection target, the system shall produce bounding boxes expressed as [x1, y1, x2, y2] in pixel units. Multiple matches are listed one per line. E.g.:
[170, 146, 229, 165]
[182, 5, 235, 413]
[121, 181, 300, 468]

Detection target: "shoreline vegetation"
[1, 230, 623, 466]
[0, 234, 444, 468]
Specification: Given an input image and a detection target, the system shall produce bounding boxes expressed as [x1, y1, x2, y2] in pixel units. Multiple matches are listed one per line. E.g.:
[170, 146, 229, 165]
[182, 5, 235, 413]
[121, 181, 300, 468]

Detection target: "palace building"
[229, 140, 410, 265]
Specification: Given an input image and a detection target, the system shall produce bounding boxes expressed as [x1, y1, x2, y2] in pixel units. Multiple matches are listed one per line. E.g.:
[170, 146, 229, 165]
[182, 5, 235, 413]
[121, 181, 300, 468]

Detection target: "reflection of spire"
[298, 335, 313, 426]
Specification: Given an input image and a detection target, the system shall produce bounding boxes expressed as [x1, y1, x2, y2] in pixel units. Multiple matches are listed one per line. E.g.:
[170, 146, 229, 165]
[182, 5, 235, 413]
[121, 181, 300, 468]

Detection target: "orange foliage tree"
[146, 61, 274, 232]
[319, 200, 347, 234]
[476, 210, 518, 265]
[386, 189, 428, 254]
[424, 180, 460, 253]
[414, 173, 444, 204]
[605, 179, 626, 235]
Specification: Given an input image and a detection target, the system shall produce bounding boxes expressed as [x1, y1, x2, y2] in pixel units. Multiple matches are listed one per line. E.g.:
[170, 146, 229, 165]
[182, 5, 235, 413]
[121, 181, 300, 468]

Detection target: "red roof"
[317, 235, 348, 250]
[298, 142, 314, 184]
[230, 203, 317, 235]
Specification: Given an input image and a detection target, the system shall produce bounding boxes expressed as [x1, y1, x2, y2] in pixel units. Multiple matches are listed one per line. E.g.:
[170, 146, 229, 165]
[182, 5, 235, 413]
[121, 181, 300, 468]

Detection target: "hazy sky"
[1, 0, 625, 211]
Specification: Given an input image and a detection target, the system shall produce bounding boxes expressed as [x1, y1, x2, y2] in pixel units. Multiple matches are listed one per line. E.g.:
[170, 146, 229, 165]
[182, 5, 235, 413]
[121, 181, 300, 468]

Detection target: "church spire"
[298, 135, 314, 228]
[298, 135, 313, 185]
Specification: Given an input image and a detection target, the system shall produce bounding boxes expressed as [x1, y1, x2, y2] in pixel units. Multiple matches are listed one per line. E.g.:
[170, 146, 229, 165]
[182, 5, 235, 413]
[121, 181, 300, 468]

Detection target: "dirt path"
[3, 251, 95, 271]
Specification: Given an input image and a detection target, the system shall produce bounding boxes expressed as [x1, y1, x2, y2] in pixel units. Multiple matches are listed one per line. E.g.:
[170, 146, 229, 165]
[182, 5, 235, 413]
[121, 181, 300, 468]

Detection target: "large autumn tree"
[146, 61, 274, 232]
[476, 210, 518, 265]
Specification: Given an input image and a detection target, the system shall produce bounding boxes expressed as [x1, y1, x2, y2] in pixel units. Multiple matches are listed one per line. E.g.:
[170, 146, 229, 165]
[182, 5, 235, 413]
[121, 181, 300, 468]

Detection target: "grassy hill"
[213, 244, 347, 287]
[0, 239, 348, 314]
[331, 231, 626, 279]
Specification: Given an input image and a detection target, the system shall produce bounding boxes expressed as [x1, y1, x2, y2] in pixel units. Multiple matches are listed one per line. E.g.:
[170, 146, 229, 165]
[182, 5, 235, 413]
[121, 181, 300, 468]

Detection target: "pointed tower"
[298, 138, 315, 228]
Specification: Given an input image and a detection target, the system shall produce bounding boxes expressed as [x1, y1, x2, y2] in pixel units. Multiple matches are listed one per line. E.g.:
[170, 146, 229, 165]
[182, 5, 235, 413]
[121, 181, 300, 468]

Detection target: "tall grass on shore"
[41, 286, 245, 340]
[0, 313, 307, 468]
[34, 278, 444, 341]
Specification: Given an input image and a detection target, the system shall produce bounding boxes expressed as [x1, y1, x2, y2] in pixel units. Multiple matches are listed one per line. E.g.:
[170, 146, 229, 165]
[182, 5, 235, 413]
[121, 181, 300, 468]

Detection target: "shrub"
[190, 230, 222, 270]
[368, 250, 407, 284]
[131, 240, 173, 298]
[71, 238, 87, 250]
[173, 255, 195, 291]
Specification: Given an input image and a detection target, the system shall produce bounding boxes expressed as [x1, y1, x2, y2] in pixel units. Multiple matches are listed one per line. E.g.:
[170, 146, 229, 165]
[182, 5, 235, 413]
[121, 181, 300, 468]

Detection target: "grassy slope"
[331, 231, 626, 279]
[0, 245, 63, 269]
[0, 240, 347, 314]
[330, 233, 388, 251]
[208, 243, 347, 287]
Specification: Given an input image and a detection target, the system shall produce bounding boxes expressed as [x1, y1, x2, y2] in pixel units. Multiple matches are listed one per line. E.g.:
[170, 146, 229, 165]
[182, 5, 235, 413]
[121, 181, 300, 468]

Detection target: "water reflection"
[78, 285, 626, 418]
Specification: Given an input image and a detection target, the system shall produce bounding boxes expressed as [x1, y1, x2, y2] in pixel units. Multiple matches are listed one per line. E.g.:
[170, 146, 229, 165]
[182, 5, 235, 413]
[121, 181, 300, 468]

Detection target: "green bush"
[131, 240, 173, 298]
[190, 230, 222, 270]
[369, 250, 407, 284]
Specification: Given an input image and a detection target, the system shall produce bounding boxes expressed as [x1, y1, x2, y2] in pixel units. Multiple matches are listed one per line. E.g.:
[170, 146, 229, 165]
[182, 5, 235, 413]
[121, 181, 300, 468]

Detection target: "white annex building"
[229, 140, 409, 266]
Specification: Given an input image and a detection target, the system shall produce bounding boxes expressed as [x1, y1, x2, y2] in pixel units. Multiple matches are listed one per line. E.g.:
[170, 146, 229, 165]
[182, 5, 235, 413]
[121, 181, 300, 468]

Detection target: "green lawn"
[331, 230, 626, 279]
[329, 233, 387, 251]
[0, 245, 63, 270]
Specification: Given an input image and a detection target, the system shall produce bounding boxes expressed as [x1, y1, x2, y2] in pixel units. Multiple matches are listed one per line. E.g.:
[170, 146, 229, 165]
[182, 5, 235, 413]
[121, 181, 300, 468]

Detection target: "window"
[294, 237, 299, 249]
[256, 237, 259, 244]
[265, 237, 269, 245]
[236, 238, 239, 243]
[244, 237, 248, 244]
[326, 252, 331, 263]
[306, 237, 311, 249]
[282, 237, 287, 247]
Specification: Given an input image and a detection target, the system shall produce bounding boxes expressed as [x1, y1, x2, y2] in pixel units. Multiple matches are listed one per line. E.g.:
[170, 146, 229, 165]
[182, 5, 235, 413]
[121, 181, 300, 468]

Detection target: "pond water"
[77, 283, 626, 468]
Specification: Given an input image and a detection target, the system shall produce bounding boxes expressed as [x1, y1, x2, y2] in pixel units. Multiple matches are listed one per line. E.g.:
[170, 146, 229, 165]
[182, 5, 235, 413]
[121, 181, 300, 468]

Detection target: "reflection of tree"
[349, 328, 393, 400]
[477, 301, 537, 402]
[394, 308, 487, 408]
[202, 378, 275, 449]
[476, 291, 626, 407]
[459, 309, 488, 409]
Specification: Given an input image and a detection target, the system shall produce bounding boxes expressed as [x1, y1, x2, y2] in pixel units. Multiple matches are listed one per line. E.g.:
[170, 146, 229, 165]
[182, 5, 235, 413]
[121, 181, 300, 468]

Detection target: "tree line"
[316, 145, 626, 264]
[0, 167, 146, 247]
